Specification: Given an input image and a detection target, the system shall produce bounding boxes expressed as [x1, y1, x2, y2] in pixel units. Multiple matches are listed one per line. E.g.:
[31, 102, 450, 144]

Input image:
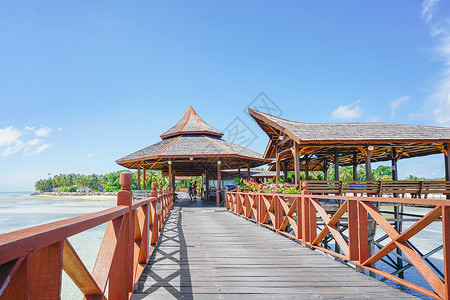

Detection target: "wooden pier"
[131, 196, 414, 299]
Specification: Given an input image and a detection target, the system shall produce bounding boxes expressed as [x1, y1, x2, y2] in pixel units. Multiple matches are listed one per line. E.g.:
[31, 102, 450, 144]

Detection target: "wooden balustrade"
[304, 180, 450, 197]
[226, 182, 450, 300]
[0, 173, 174, 300]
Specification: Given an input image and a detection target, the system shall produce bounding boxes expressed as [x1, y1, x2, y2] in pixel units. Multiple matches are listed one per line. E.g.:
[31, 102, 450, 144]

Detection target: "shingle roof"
[116, 106, 268, 171]
[160, 106, 223, 139]
[251, 109, 450, 142]
[116, 135, 263, 162]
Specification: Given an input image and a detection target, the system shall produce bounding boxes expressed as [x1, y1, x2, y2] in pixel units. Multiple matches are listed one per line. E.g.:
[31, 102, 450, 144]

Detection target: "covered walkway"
[131, 194, 414, 299]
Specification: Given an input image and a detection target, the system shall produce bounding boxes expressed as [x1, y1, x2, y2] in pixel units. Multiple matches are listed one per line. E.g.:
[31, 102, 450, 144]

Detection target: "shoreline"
[31, 191, 117, 200]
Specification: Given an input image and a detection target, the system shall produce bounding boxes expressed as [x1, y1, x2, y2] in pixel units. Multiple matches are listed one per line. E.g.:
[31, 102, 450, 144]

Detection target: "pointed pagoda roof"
[116, 106, 268, 174]
[160, 106, 223, 139]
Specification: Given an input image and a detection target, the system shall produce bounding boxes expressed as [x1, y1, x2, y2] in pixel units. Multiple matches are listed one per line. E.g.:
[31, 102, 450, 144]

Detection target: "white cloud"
[0, 126, 53, 157]
[389, 96, 411, 115]
[57, 128, 62, 132]
[421, 0, 450, 125]
[27, 144, 51, 156]
[2, 140, 24, 156]
[87, 152, 95, 157]
[35, 126, 52, 137]
[0, 126, 22, 147]
[331, 100, 363, 120]
[422, 0, 440, 24]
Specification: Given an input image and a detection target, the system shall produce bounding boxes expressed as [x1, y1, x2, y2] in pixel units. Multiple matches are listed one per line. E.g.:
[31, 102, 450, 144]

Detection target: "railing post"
[442, 205, 450, 299]
[158, 185, 163, 231]
[257, 186, 262, 223]
[296, 194, 302, 241]
[236, 185, 240, 214]
[225, 187, 229, 210]
[348, 199, 359, 262]
[357, 201, 369, 265]
[110, 172, 134, 298]
[274, 195, 283, 230]
[151, 182, 159, 245]
[301, 182, 312, 245]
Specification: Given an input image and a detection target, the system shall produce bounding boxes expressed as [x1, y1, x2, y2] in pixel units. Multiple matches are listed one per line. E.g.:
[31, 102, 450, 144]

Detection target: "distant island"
[33, 166, 444, 195]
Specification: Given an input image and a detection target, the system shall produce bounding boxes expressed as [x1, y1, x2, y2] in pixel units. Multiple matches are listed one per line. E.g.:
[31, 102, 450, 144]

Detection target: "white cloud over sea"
[0, 126, 56, 157]
[421, 0, 450, 125]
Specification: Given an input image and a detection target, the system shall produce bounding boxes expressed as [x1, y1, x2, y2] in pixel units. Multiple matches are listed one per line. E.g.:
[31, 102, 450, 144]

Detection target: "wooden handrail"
[226, 185, 450, 300]
[304, 180, 450, 197]
[0, 173, 174, 299]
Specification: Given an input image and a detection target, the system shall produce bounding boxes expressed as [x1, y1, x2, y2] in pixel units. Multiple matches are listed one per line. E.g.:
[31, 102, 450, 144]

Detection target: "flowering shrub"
[236, 179, 300, 194]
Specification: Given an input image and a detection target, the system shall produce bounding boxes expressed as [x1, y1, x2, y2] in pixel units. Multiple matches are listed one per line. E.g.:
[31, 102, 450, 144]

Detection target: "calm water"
[0, 192, 115, 299]
[0, 193, 445, 299]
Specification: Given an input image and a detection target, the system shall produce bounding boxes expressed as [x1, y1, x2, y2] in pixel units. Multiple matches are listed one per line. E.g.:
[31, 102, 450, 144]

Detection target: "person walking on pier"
[188, 183, 194, 200]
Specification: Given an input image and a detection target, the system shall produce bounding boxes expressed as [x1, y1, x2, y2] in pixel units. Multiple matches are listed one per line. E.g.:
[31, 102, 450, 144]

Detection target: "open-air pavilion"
[249, 108, 450, 184]
[116, 106, 268, 204]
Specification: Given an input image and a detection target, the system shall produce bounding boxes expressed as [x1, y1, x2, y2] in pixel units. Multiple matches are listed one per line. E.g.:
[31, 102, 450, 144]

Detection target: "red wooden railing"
[226, 182, 450, 300]
[0, 172, 174, 300]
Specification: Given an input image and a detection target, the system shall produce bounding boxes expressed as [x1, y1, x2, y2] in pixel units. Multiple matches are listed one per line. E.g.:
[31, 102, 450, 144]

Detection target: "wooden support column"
[391, 147, 403, 278]
[283, 162, 288, 182]
[352, 151, 358, 180]
[293, 142, 300, 186]
[217, 161, 222, 206]
[172, 173, 175, 192]
[168, 161, 172, 192]
[205, 170, 210, 201]
[305, 156, 309, 180]
[247, 163, 251, 181]
[137, 165, 141, 190]
[334, 148, 340, 181]
[323, 157, 328, 181]
[237, 167, 241, 179]
[276, 152, 281, 183]
[143, 168, 146, 190]
[391, 148, 398, 181]
[442, 205, 450, 299]
[445, 143, 450, 200]
[365, 146, 373, 181]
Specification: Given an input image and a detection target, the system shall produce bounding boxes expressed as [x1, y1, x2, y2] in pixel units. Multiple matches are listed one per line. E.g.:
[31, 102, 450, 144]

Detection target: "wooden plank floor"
[131, 196, 416, 300]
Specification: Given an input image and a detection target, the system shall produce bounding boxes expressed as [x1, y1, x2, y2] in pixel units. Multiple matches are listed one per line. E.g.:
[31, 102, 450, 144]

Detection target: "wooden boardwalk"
[131, 196, 416, 299]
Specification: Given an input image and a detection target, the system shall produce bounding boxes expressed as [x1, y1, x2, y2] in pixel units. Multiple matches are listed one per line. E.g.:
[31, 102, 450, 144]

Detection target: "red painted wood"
[0, 256, 27, 299]
[443, 206, 450, 300]
[29, 241, 63, 299]
[0, 206, 127, 266]
[348, 200, 359, 261]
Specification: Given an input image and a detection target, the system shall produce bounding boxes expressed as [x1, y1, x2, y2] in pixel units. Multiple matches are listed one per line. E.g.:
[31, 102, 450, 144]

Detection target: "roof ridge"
[156, 135, 181, 155]
[177, 106, 193, 132]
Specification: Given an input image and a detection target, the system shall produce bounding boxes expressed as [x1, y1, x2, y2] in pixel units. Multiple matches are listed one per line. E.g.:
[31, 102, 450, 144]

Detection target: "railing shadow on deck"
[132, 206, 193, 299]
[0, 172, 174, 300]
[226, 182, 450, 300]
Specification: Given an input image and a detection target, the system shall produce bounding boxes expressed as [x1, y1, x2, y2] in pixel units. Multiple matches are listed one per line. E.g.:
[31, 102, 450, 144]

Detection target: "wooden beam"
[334, 148, 339, 181]
[293, 142, 300, 186]
[391, 147, 398, 181]
[137, 166, 141, 190]
[366, 149, 373, 181]
[276, 150, 280, 183]
[352, 151, 358, 180]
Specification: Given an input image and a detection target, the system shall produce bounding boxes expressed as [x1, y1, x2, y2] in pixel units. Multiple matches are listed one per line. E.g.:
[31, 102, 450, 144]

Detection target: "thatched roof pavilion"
[249, 108, 450, 184]
[116, 106, 268, 203]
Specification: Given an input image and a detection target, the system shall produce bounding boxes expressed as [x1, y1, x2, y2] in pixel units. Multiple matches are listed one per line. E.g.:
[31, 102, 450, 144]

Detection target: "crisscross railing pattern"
[226, 183, 450, 300]
[0, 173, 174, 300]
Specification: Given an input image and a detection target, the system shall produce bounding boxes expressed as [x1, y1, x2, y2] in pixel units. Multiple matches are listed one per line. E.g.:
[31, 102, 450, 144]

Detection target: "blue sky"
[1, 1, 450, 191]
